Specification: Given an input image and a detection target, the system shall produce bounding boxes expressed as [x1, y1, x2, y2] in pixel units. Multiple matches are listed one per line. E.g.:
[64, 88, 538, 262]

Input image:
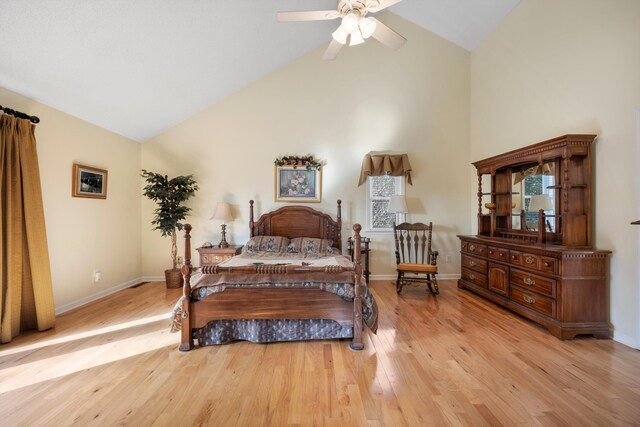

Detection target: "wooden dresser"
[458, 135, 611, 340]
[459, 236, 610, 339]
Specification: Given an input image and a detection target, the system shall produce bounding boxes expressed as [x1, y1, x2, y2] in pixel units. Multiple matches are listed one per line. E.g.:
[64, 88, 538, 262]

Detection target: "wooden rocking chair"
[393, 222, 439, 295]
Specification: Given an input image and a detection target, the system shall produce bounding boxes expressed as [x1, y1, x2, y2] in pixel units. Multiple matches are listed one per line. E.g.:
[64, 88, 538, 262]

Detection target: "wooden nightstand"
[196, 245, 241, 266]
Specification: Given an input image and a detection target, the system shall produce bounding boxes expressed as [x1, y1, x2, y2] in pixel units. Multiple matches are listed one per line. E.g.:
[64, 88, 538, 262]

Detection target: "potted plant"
[141, 170, 198, 288]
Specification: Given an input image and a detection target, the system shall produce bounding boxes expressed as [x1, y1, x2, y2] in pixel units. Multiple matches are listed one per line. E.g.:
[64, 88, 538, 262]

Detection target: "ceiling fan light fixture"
[332, 26, 348, 44]
[359, 16, 377, 39]
[349, 30, 365, 46]
[341, 12, 359, 34]
[277, 0, 406, 60]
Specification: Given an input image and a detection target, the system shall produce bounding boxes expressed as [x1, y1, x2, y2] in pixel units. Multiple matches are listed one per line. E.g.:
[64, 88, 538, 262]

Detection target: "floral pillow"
[286, 237, 336, 254]
[244, 236, 290, 253]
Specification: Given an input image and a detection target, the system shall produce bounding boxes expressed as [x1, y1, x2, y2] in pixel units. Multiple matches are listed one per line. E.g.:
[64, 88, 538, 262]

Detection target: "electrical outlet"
[445, 255, 452, 263]
[93, 269, 101, 283]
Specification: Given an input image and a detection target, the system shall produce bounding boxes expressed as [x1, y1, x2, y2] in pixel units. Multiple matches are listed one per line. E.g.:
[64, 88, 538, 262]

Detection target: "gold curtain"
[0, 115, 55, 343]
[358, 153, 413, 186]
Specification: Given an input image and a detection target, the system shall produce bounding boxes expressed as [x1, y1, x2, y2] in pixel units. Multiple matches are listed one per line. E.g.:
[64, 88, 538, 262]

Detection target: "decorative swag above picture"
[358, 152, 413, 186]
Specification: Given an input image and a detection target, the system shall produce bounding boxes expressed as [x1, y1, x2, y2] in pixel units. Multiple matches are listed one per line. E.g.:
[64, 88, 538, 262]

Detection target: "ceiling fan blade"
[322, 39, 344, 60]
[277, 10, 340, 22]
[370, 18, 406, 50]
[367, 0, 403, 13]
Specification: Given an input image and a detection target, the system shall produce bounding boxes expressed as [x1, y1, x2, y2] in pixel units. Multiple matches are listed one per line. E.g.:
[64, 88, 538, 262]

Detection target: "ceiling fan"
[277, 0, 406, 60]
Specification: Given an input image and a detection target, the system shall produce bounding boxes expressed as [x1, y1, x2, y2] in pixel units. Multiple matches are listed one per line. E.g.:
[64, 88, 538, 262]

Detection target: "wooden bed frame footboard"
[178, 223, 366, 352]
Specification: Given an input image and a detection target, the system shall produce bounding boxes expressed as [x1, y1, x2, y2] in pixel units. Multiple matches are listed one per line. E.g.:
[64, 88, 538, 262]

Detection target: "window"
[367, 175, 405, 231]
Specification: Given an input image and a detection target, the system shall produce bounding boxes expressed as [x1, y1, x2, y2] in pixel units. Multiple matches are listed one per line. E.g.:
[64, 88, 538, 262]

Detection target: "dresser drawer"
[509, 250, 540, 269]
[487, 246, 509, 262]
[201, 254, 233, 265]
[540, 256, 557, 274]
[461, 255, 487, 273]
[511, 286, 555, 318]
[510, 268, 556, 298]
[510, 250, 559, 275]
[197, 245, 241, 266]
[463, 242, 487, 256]
[461, 268, 487, 288]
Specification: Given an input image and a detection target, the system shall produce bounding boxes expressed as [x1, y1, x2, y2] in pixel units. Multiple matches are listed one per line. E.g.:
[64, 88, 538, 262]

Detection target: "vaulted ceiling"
[0, 0, 519, 142]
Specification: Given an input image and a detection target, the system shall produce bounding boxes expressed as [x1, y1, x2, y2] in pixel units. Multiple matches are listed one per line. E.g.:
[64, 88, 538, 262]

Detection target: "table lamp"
[388, 194, 408, 225]
[211, 202, 233, 248]
[528, 194, 554, 213]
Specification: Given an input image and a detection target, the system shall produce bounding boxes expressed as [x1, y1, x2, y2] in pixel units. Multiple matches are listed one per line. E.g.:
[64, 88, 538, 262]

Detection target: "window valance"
[512, 162, 554, 185]
[358, 153, 413, 186]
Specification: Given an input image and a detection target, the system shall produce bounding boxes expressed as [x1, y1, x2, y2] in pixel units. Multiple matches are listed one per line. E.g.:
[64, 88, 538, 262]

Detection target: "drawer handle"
[523, 295, 536, 304]
[469, 274, 476, 280]
[511, 255, 516, 260]
[469, 245, 476, 251]
[469, 261, 476, 267]
[489, 250, 494, 255]
[543, 262, 550, 267]
[524, 277, 536, 286]
[525, 256, 535, 265]
[499, 253, 504, 257]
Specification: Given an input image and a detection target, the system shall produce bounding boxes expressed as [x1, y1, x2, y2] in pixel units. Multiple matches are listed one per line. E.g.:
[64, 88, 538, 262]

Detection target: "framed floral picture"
[72, 163, 108, 199]
[275, 165, 322, 203]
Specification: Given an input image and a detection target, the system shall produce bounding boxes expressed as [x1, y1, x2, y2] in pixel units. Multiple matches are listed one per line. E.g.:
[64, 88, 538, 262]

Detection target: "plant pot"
[165, 268, 183, 289]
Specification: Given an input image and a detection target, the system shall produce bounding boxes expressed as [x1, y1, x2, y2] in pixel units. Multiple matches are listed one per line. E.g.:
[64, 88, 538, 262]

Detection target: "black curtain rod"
[0, 104, 40, 124]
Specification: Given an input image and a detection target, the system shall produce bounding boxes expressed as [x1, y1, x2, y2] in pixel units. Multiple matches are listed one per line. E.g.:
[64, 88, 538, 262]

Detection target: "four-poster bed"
[172, 200, 377, 351]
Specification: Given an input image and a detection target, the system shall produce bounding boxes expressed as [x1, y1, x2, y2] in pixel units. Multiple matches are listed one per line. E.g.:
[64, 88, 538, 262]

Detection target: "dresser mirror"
[473, 135, 593, 247]
[510, 160, 558, 233]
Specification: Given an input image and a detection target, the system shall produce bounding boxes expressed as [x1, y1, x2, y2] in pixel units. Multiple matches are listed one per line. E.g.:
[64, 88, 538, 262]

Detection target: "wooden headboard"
[249, 200, 343, 252]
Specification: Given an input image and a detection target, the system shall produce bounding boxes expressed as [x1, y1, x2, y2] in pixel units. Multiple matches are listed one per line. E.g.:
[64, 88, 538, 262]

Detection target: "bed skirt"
[194, 318, 353, 345]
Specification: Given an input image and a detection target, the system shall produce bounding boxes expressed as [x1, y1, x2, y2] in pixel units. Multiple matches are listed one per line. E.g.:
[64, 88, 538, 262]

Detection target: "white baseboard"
[612, 330, 639, 349]
[55, 277, 150, 315]
[370, 274, 461, 281]
[140, 276, 165, 282]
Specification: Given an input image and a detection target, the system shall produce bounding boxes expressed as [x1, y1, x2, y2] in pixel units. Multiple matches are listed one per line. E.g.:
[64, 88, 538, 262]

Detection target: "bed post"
[349, 223, 365, 351]
[336, 200, 342, 252]
[179, 224, 194, 352]
[249, 200, 255, 238]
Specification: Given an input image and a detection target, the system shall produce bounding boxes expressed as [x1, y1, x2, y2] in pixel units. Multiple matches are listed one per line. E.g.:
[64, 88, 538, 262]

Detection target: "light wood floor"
[1, 280, 639, 426]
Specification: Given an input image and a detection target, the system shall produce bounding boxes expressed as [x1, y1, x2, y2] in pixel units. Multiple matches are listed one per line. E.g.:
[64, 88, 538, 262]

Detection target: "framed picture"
[275, 165, 322, 203]
[72, 163, 108, 199]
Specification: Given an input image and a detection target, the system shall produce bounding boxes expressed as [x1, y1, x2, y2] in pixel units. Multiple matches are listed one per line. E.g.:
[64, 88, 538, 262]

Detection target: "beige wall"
[0, 87, 142, 312]
[142, 14, 471, 279]
[470, 0, 640, 346]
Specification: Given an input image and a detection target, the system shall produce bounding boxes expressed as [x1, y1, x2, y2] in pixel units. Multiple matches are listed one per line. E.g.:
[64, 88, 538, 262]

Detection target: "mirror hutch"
[458, 134, 611, 340]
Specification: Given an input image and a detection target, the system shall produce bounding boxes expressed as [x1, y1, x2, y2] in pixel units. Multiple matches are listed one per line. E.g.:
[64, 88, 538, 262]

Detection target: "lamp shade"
[387, 195, 408, 214]
[341, 12, 359, 34]
[211, 202, 233, 222]
[332, 26, 348, 45]
[349, 30, 365, 46]
[528, 194, 554, 212]
[359, 17, 377, 39]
